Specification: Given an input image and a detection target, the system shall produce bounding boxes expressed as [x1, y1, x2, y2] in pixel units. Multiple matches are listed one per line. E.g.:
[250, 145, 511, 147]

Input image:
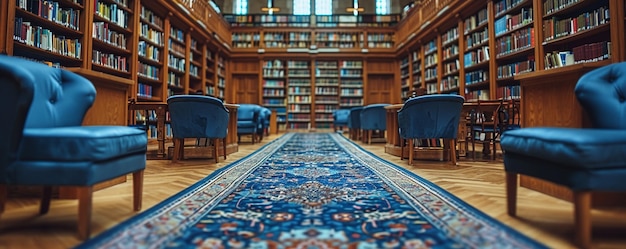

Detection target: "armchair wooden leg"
[40, 186, 52, 215]
[574, 191, 592, 249]
[408, 138, 414, 166]
[505, 172, 518, 216]
[449, 139, 457, 166]
[0, 184, 6, 215]
[213, 138, 219, 163]
[172, 138, 181, 162]
[368, 131, 372, 144]
[400, 138, 405, 160]
[222, 138, 227, 160]
[133, 170, 144, 211]
[77, 186, 93, 240]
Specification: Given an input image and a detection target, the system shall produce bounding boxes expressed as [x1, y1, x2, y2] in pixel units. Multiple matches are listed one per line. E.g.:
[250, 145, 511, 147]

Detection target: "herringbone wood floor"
[1, 133, 625, 249]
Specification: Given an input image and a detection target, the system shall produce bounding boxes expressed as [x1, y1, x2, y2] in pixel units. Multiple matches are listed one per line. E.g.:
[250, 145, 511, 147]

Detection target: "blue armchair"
[0, 55, 147, 239]
[237, 104, 261, 144]
[258, 107, 272, 140]
[398, 95, 465, 166]
[360, 104, 390, 144]
[348, 106, 363, 140]
[501, 62, 626, 249]
[332, 109, 350, 132]
[167, 95, 229, 163]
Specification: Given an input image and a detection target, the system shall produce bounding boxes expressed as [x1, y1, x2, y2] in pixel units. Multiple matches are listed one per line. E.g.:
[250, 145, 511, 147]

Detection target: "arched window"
[376, 0, 390, 15]
[234, 0, 247, 15]
[315, 0, 332, 15]
[293, 0, 311, 15]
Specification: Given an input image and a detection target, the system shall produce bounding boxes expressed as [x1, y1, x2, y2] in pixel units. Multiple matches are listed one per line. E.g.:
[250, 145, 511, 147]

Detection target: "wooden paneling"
[233, 74, 260, 104]
[367, 60, 396, 73]
[365, 75, 394, 104]
[231, 60, 260, 73]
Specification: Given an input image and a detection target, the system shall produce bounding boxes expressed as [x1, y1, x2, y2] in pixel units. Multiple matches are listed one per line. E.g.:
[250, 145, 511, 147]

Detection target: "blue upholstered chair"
[0, 55, 147, 239]
[360, 104, 390, 144]
[398, 95, 465, 166]
[348, 106, 363, 140]
[237, 104, 261, 144]
[332, 109, 350, 132]
[501, 62, 626, 249]
[258, 107, 272, 140]
[167, 95, 229, 163]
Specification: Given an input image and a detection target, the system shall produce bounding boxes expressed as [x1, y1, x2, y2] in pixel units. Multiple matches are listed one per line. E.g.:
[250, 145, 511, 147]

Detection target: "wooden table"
[128, 102, 169, 159]
[384, 104, 404, 157]
[460, 100, 502, 159]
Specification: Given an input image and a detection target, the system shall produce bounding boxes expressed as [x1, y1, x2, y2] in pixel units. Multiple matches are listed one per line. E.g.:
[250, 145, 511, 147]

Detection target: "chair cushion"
[20, 126, 147, 162]
[501, 127, 626, 169]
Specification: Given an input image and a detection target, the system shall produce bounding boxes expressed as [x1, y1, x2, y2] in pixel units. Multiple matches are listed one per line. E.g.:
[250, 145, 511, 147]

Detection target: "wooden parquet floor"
[1, 132, 626, 249]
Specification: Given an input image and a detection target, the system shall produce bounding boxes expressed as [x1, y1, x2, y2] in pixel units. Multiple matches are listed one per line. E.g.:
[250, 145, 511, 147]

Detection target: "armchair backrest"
[360, 104, 390, 130]
[398, 95, 465, 139]
[237, 104, 260, 124]
[0, 55, 35, 170]
[3, 57, 97, 129]
[348, 106, 363, 129]
[333, 109, 350, 124]
[260, 107, 272, 127]
[167, 95, 229, 139]
[575, 62, 626, 129]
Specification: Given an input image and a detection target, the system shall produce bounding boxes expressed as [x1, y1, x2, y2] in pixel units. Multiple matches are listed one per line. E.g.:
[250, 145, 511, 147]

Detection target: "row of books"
[14, 19, 82, 59]
[17, 0, 81, 29]
[542, 6, 609, 42]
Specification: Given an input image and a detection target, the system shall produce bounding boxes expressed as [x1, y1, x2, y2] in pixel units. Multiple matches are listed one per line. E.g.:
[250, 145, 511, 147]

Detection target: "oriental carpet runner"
[77, 133, 546, 249]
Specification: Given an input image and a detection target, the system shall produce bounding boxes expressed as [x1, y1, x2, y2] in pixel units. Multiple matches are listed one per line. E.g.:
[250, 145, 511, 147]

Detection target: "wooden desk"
[128, 102, 169, 159]
[461, 100, 502, 159]
[224, 104, 239, 155]
[384, 104, 404, 157]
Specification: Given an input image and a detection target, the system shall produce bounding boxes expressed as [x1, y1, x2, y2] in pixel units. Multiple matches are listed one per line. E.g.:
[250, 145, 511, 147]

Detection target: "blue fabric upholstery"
[397, 95, 465, 165]
[167, 95, 229, 139]
[500, 62, 626, 248]
[333, 109, 350, 131]
[0, 55, 147, 239]
[237, 104, 261, 143]
[167, 95, 229, 162]
[259, 107, 272, 139]
[348, 106, 363, 140]
[360, 104, 390, 131]
[360, 104, 390, 143]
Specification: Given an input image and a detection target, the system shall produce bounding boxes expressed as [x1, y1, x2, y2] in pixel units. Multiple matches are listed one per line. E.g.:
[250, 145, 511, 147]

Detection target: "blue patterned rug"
[77, 133, 545, 249]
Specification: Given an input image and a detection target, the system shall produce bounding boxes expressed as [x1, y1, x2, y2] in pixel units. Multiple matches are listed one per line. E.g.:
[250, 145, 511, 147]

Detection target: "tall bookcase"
[165, 20, 186, 97]
[339, 60, 364, 108]
[440, 22, 461, 94]
[423, 37, 439, 94]
[262, 59, 287, 131]
[91, 0, 134, 79]
[463, 4, 491, 100]
[136, 3, 164, 101]
[314, 60, 340, 129]
[12, 0, 84, 67]
[492, 0, 535, 98]
[400, 55, 410, 100]
[286, 60, 312, 130]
